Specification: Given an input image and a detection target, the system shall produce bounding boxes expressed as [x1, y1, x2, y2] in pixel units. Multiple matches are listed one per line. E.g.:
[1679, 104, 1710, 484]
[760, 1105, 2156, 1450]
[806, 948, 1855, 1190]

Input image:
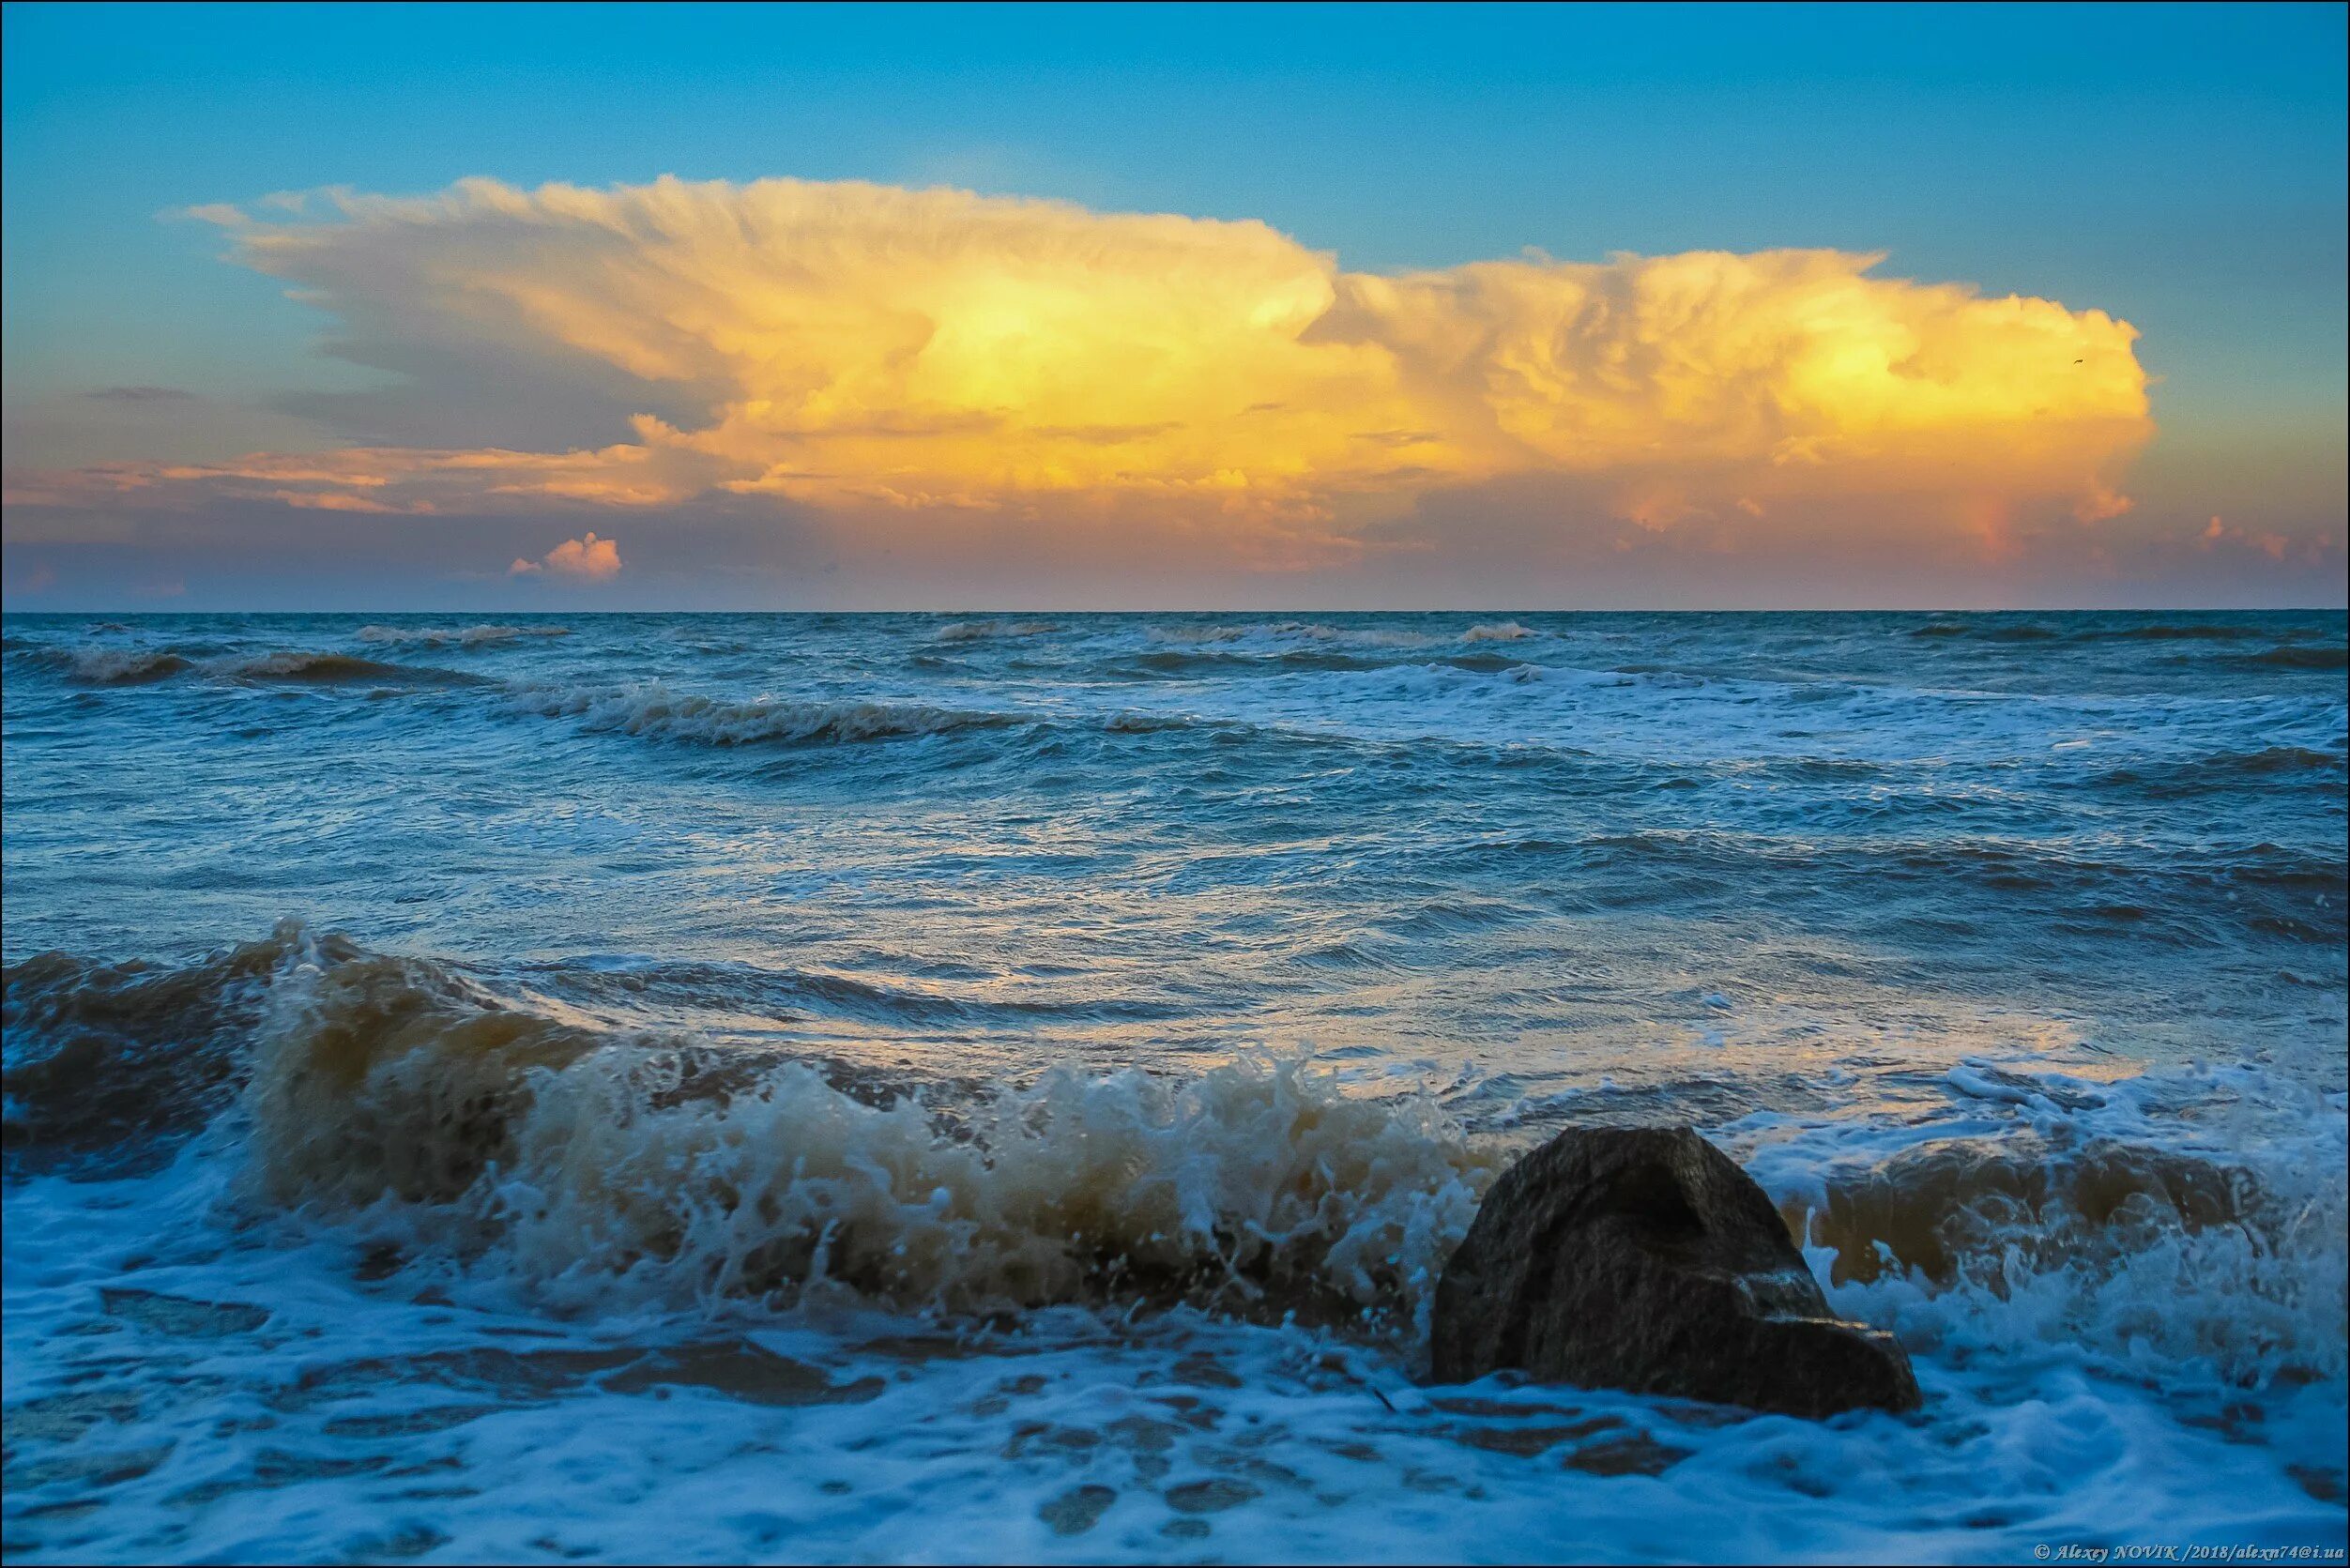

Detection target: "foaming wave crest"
[508, 679, 1022, 747]
[1459, 621, 1534, 643]
[355, 623, 572, 648]
[1753, 1060, 2348, 1392]
[235, 933, 1496, 1331]
[41, 647, 196, 685]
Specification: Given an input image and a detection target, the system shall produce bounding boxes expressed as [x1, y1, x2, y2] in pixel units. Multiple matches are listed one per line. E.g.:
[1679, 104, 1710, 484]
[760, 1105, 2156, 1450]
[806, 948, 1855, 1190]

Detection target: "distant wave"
[1151, 621, 1442, 651]
[2237, 645, 2348, 671]
[2099, 623, 2264, 642]
[508, 678, 1024, 746]
[1123, 647, 1396, 677]
[354, 623, 572, 648]
[932, 618, 1060, 643]
[1459, 620, 1535, 643]
[209, 650, 483, 685]
[1906, 619, 2344, 662]
[505, 677, 1218, 748]
[36, 647, 198, 685]
[22, 644, 479, 687]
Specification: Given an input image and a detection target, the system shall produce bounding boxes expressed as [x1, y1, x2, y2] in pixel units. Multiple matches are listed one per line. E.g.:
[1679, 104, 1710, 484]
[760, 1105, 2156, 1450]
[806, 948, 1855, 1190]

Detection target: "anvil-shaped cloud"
[9, 177, 2152, 572]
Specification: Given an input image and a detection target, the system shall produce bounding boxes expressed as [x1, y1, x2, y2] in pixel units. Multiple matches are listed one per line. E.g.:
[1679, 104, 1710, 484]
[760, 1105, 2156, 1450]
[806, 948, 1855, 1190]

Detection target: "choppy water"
[4, 609, 2344, 1563]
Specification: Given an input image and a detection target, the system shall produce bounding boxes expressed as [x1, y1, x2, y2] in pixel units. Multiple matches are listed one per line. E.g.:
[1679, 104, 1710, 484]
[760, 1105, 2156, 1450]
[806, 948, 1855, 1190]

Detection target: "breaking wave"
[7, 928, 1495, 1334]
[1753, 1060, 2348, 1392]
[7, 926, 2344, 1392]
[37, 647, 197, 685]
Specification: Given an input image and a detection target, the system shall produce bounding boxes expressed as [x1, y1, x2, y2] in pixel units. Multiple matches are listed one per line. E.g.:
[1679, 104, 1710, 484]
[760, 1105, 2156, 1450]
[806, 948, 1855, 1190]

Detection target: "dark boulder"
[1429, 1126, 1920, 1418]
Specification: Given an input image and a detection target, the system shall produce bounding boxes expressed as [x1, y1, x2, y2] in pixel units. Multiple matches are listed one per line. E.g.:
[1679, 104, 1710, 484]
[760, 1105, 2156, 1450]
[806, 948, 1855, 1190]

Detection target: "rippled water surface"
[4, 610, 2345, 1562]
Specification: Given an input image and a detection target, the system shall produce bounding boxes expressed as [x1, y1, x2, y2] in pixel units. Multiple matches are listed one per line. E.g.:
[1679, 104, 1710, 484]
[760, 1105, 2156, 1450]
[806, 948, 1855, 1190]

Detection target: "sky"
[2, 1, 2343, 610]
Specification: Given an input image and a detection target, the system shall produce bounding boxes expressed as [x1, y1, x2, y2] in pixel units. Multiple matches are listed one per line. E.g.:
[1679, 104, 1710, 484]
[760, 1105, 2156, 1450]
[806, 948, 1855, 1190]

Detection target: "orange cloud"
[2202, 514, 2293, 561]
[511, 532, 622, 579]
[10, 177, 2155, 568]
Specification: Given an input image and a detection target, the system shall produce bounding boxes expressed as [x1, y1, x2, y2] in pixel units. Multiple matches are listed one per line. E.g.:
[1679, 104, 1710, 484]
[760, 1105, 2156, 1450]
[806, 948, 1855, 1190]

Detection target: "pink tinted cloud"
[511, 531, 623, 579]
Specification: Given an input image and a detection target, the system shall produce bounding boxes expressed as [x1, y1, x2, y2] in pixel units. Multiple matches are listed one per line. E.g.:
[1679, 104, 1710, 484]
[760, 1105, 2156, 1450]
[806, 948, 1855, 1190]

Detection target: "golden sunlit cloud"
[9, 176, 2154, 570]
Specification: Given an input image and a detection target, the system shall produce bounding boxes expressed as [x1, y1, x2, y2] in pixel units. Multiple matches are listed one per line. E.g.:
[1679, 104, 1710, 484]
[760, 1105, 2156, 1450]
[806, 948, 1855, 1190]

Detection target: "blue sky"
[2, 2, 2343, 607]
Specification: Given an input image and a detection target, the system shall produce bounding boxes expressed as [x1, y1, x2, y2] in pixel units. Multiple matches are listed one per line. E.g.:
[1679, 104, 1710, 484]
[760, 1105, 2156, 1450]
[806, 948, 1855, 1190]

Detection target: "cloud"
[12, 176, 2157, 574]
[511, 531, 622, 579]
[174, 202, 252, 229]
[2201, 514, 2295, 562]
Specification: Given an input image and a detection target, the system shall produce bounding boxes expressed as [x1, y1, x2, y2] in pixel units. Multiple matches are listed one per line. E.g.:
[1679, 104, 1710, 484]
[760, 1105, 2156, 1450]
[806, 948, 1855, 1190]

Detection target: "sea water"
[3, 610, 2343, 1562]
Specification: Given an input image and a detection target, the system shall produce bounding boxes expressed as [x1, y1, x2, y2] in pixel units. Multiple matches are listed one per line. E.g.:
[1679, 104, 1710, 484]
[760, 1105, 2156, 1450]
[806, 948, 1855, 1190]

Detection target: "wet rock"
[1430, 1126, 1920, 1418]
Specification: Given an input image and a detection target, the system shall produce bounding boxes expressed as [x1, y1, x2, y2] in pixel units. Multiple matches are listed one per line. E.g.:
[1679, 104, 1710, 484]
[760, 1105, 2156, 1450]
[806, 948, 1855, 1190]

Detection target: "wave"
[35, 647, 197, 685]
[525, 955, 1193, 1028]
[8, 927, 2345, 1392]
[1902, 621, 2065, 643]
[2101, 623, 2265, 642]
[2238, 645, 2349, 671]
[209, 650, 481, 685]
[1459, 621, 1534, 643]
[22, 645, 479, 688]
[4, 933, 318, 1172]
[1122, 647, 1399, 677]
[507, 679, 1205, 749]
[248, 1021, 1490, 1332]
[2097, 744, 2345, 796]
[1151, 621, 1442, 652]
[1533, 828, 2347, 939]
[6, 927, 1492, 1332]
[1113, 645, 1535, 681]
[933, 618, 1060, 643]
[1751, 1059, 2347, 1392]
[507, 679, 1024, 747]
[354, 624, 572, 648]
[1905, 618, 2345, 665]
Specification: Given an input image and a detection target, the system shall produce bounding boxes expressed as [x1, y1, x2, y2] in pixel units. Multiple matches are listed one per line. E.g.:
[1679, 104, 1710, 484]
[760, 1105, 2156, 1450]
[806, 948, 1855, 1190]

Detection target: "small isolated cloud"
[511, 531, 622, 579]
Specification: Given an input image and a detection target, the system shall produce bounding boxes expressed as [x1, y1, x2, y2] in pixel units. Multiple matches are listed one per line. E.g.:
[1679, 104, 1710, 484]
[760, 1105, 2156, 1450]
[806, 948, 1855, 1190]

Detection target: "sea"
[3, 608, 2344, 1564]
